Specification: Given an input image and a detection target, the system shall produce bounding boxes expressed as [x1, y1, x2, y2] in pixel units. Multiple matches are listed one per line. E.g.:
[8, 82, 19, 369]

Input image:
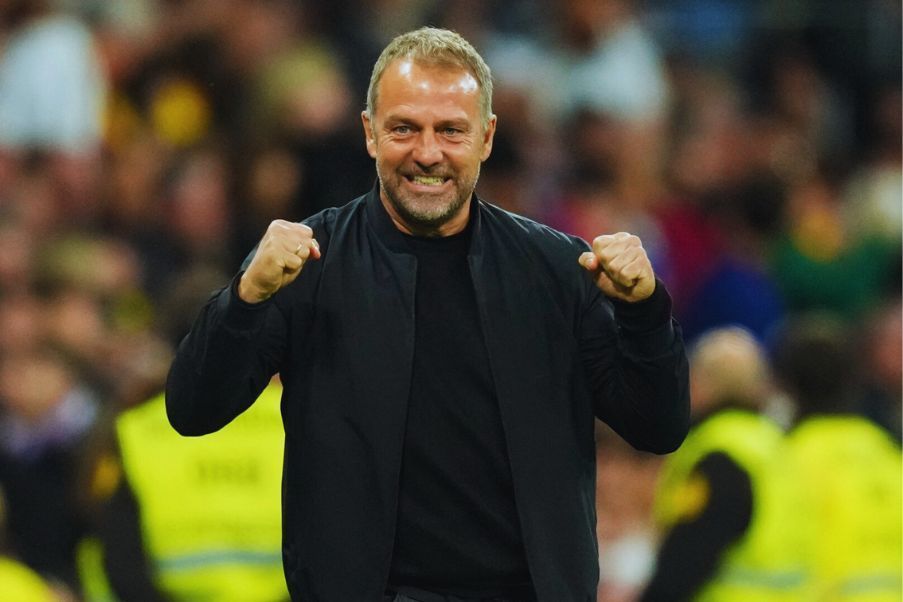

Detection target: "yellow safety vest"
[115, 383, 288, 601]
[654, 409, 809, 601]
[786, 415, 902, 601]
[0, 556, 56, 602]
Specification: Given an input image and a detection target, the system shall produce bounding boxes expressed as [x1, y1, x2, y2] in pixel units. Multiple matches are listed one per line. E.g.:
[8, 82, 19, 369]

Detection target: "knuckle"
[592, 235, 612, 252]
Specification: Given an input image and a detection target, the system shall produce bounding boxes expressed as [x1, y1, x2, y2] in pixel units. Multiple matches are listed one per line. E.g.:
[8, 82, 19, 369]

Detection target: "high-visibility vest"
[654, 409, 809, 601]
[786, 415, 902, 601]
[115, 383, 288, 601]
[0, 556, 56, 602]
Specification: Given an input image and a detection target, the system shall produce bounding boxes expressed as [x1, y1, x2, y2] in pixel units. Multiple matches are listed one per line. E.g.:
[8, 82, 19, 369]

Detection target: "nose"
[411, 129, 443, 168]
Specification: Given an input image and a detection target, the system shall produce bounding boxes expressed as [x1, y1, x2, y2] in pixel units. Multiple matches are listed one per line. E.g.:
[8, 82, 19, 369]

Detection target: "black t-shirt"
[388, 225, 532, 595]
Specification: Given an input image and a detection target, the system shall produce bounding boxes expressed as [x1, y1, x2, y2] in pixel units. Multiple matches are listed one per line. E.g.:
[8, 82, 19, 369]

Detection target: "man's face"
[362, 58, 496, 236]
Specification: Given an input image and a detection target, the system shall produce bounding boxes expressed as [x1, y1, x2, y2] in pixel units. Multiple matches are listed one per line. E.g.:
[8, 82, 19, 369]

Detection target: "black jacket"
[165, 187, 690, 601]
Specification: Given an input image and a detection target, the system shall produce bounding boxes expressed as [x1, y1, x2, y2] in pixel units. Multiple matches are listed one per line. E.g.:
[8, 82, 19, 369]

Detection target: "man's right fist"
[238, 220, 321, 303]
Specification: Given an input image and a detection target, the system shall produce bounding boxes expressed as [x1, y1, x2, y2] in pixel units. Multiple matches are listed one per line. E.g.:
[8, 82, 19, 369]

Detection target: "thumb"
[578, 252, 599, 271]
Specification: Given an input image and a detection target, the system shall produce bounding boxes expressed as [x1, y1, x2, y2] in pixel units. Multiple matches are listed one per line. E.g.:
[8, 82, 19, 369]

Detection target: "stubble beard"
[377, 163, 480, 232]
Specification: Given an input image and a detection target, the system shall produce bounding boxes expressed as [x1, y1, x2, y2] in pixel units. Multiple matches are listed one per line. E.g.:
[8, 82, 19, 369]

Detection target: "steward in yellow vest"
[776, 316, 902, 601]
[640, 327, 807, 601]
[81, 380, 289, 601]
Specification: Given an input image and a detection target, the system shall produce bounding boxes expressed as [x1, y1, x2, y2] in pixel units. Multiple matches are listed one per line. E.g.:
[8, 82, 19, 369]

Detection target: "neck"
[379, 191, 471, 238]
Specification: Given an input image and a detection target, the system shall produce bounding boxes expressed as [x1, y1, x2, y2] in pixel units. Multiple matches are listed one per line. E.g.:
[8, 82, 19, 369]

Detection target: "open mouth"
[405, 174, 450, 187]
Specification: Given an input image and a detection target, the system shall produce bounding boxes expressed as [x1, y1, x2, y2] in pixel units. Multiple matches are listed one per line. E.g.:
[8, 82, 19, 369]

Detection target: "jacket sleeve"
[580, 279, 690, 453]
[165, 273, 287, 436]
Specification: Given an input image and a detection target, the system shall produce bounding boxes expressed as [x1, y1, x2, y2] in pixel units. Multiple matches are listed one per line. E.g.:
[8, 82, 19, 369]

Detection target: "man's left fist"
[578, 232, 656, 303]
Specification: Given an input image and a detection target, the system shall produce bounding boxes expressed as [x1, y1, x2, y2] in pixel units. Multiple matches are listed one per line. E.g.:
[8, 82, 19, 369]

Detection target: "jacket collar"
[364, 181, 485, 256]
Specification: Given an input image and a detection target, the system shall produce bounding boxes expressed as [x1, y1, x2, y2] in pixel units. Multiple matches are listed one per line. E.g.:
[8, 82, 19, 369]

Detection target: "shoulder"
[478, 200, 589, 257]
[476, 201, 600, 310]
[301, 194, 368, 233]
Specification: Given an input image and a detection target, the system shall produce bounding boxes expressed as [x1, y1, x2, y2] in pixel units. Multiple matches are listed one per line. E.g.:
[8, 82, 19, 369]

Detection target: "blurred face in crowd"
[362, 58, 496, 237]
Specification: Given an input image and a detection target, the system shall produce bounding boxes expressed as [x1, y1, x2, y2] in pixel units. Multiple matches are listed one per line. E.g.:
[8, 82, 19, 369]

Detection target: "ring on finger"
[294, 242, 305, 255]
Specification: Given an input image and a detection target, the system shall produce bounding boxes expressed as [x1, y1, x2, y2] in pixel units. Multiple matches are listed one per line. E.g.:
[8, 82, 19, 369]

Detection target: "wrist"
[237, 273, 270, 304]
[612, 278, 671, 334]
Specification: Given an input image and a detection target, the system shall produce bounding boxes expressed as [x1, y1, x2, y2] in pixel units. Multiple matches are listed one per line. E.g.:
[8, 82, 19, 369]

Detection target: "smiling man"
[166, 27, 690, 602]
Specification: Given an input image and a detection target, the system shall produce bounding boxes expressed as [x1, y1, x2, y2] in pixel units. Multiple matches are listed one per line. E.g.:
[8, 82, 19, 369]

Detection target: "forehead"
[375, 58, 481, 117]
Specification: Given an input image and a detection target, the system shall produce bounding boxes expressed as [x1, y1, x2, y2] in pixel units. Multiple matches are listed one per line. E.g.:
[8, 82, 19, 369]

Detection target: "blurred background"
[0, 0, 899, 600]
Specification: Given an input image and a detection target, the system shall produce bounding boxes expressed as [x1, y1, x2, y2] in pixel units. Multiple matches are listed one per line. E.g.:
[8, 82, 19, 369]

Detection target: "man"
[80, 380, 288, 601]
[166, 27, 689, 601]
[777, 315, 902, 601]
[640, 327, 806, 601]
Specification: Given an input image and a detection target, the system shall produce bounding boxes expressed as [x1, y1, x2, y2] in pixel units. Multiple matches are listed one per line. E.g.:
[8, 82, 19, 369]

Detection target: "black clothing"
[166, 186, 690, 601]
[386, 584, 537, 601]
[389, 227, 530, 594]
[639, 452, 753, 602]
[0, 444, 86, 589]
[99, 476, 168, 602]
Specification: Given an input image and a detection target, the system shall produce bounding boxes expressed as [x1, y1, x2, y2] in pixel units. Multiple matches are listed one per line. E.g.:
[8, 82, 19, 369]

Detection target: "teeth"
[412, 176, 445, 186]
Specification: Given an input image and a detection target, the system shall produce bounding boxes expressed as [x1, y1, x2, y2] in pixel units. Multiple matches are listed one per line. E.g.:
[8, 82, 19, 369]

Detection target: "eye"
[442, 127, 462, 136]
[392, 125, 412, 135]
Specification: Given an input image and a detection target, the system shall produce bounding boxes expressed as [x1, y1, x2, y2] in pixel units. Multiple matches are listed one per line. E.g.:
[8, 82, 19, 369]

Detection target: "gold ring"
[295, 242, 305, 255]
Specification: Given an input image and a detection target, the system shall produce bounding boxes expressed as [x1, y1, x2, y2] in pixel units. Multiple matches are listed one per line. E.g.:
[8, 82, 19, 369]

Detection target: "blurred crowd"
[0, 0, 899, 600]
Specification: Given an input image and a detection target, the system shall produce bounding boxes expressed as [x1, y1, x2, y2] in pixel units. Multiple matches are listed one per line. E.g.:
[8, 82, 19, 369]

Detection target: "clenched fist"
[578, 232, 655, 303]
[238, 220, 321, 303]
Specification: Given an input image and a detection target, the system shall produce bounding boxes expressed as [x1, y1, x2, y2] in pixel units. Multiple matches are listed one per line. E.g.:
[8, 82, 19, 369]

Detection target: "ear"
[361, 111, 377, 159]
[479, 114, 498, 162]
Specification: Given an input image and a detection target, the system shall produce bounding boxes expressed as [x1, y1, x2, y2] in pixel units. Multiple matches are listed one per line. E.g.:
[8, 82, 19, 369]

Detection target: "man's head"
[689, 326, 771, 417]
[362, 27, 497, 237]
[773, 313, 856, 417]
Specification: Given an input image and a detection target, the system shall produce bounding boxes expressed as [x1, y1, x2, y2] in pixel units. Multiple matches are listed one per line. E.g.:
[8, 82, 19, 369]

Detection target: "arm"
[165, 220, 320, 436]
[82, 427, 168, 601]
[579, 233, 690, 453]
[639, 452, 753, 601]
[101, 477, 170, 602]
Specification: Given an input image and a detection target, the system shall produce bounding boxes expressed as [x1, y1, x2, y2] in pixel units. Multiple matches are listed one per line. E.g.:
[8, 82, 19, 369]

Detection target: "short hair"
[365, 27, 493, 130]
[690, 326, 771, 411]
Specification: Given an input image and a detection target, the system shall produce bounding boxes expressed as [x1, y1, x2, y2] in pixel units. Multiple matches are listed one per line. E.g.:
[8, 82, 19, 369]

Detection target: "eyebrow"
[383, 115, 471, 130]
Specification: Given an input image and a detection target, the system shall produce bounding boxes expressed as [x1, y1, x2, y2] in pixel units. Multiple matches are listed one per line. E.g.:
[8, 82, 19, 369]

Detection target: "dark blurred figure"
[0, 488, 59, 601]
[777, 315, 902, 601]
[641, 326, 806, 601]
[0, 346, 99, 597]
[857, 299, 902, 442]
[550, 0, 671, 207]
[677, 173, 787, 343]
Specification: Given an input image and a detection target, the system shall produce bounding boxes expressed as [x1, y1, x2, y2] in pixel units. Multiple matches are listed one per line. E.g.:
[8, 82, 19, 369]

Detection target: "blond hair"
[365, 27, 493, 130]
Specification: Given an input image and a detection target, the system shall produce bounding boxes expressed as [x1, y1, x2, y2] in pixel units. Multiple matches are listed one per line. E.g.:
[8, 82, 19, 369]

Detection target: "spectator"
[640, 326, 807, 601]
[80, 380, 288, 601]
[776, 314, 902, 601]
[0, 345, 100, 595]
